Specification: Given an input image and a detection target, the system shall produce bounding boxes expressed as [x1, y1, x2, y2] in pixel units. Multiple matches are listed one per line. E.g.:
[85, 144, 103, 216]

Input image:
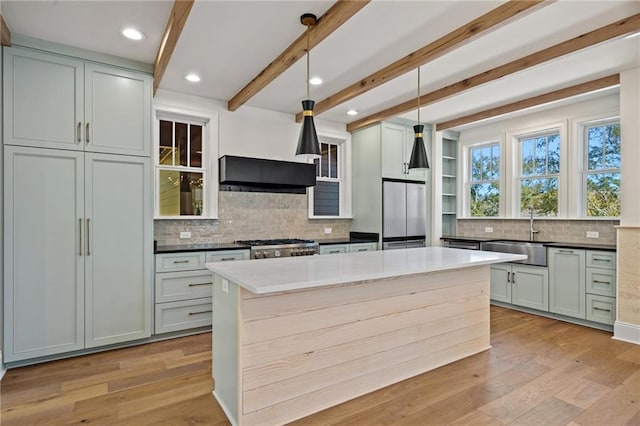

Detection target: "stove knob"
[254, 251, 263, 259]
[263, 250, 270, 258]
[274, 250, 281, 257]
[292, 250, 299, 256]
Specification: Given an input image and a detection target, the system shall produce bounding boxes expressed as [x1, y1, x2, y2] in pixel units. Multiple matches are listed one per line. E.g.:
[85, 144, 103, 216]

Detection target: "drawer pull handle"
[592, 280, 611, 285]
[593, 307, 611, 312]
[188, 283, 212, 287]
[357, 248, 368, 252]
[558, 249, 574, 253]
[512, 273, 516, 284]
[507, 272, 511, 283]
[173, 260, 190, 264]
[188, 310, 212, 316]
[329, 250, 340, 253]
[220, 257, 235, 261]
[593, 258, 611, 262]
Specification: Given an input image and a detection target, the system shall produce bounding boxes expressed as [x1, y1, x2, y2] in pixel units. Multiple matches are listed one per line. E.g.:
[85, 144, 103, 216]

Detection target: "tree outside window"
[469, 144, 500, 216]
[518, 132, 560, 216]
[584, 121, 620, 217]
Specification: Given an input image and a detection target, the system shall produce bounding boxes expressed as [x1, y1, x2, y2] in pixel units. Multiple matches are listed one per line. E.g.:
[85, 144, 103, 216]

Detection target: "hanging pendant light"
[408, 67, 429, 170]
[295, 13, 321, 161]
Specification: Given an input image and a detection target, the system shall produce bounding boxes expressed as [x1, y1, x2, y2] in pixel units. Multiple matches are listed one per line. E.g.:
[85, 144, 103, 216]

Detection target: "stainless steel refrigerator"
[382, 179, 426, 250]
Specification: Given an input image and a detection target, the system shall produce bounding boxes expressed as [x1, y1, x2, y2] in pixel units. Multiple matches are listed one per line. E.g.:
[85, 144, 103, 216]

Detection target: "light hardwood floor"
[1, 306, 639, 425]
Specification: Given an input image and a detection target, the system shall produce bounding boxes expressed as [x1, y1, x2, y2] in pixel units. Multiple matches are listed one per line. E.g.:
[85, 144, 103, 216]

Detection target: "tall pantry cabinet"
[3, 46, 152, 362]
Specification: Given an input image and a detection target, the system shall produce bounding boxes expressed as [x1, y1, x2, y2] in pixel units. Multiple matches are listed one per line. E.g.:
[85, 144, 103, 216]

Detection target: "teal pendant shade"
[295, 99, 321, 161]
[408, 124, 429, 170]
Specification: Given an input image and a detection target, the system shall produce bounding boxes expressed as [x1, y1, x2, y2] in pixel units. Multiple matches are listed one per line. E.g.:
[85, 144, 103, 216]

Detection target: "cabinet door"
[490, 264, 511, 303]
[84, 154, 152, 347]
[511, 265, 548, 311]
[319, 245, 349, 254]
[381, 123, 406, 179]
[84, 64, 151, 156]
[4, 147, 85, 361]
[3, 47, 84, 150]
[549, 248, 586, 319]
[349, 242, 377, 253]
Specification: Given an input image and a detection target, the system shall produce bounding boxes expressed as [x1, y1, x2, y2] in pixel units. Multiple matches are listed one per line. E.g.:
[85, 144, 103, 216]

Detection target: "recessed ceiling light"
[185, 73, 201, 83]
[309, 77, 323, 85]
[121, 27, 145, 41]
[347, 109, 359, 116]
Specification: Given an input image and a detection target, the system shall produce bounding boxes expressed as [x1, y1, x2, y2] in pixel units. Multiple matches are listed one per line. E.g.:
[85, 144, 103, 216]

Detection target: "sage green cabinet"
[348, 242, 377, 253]
[3, 47, 151, 156]
[4, 147, 153, 361]
[490, 263, 548, 311]
[319, 244, 349, 255]
[549, 248, 586, 319]
[380, 122, 426, 181]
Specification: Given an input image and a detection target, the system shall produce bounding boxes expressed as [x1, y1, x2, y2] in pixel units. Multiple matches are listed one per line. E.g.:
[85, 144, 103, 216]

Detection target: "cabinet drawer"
[155, 270, 213, 303]
[206, 249, 249, 263]
[586, 294, 616, 325]
[586, 268, 616, 297]
[319, 245, 348, 255]
[349, 242, 377, 253]
[155, 298, 212, 334]
[586, 251, 616, 270]
[155, 252, 205, 273]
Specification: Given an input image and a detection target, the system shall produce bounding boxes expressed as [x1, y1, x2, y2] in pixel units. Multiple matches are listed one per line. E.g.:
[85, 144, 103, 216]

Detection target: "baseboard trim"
[0, 351, 6, 381]
[613, 321, 640, 345]
[212, 390, 237, 426]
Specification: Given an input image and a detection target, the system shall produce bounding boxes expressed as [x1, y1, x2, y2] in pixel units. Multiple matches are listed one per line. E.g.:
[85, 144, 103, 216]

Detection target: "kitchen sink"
[480, 240, 548, 267]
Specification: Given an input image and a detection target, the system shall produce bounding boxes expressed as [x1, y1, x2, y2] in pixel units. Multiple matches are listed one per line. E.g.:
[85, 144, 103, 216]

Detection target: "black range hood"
[219, 155, 316, 194]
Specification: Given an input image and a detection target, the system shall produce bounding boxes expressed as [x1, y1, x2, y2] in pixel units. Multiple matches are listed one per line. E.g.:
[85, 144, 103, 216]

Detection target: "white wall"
[457, 93, 620, 218]
[620, 69, 640, 226]
[154, 89, 348, 162]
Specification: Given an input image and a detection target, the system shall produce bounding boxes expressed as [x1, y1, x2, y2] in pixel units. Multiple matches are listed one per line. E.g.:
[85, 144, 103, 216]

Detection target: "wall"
[155, 192, 351, 246]
[457, 219, 618, 245]
[456, 93, 620, 244]
[153, 90, 352, 246]
[616, 68, 640, 344]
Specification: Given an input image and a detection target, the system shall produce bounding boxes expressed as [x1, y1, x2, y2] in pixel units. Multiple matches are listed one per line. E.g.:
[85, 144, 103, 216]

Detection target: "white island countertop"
[206, 247, 526, 294]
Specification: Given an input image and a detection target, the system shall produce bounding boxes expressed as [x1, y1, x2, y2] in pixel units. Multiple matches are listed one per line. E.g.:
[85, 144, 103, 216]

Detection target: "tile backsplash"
[154, 192, 352, 246]
[456, 219, 619, 245]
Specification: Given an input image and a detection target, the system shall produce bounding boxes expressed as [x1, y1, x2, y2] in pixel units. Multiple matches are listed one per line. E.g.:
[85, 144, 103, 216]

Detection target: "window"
[518, 132, 560, 217]
[469, 143, 500, 217]
[155, 113, 211, 218]
[312, 140, 341, 216]
[583, 120, 620, 217]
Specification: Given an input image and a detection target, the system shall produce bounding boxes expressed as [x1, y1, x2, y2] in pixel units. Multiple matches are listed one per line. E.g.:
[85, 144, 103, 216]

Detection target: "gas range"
[236, 238, 319, 259]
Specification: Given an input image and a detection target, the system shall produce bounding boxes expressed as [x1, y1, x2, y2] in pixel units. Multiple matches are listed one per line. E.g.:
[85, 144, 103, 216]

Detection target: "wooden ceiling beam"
[1, 14, 11, 46]
[436, 74, 620, 131]
[153, 0, 195, 96]
[347, 13, 640, 132]
[227, 0, 370, 112]
[296, 0, 550, 123]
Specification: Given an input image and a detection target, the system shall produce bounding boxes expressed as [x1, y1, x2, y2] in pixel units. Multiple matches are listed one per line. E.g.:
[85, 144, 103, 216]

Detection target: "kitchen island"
[206, 247, 526, 426]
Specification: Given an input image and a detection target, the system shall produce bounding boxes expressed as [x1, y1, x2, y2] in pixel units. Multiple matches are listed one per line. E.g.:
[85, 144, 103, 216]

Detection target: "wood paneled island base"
[212, 264, 494, 425]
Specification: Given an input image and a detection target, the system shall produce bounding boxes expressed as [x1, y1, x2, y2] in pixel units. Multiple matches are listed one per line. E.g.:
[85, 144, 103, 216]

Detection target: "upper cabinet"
[3, 47, 151, 156]
[380, 122, 426, 182]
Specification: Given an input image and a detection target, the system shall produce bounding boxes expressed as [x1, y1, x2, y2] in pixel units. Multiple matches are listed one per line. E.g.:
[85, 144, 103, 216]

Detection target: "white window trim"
[578, 115, 621, 219]
[464, 141, 502, 218]
[308, 130, 353, 219]
[507, 121, 566, 218]
[460, 137, 505, 218]
[153, 104, 219, 219]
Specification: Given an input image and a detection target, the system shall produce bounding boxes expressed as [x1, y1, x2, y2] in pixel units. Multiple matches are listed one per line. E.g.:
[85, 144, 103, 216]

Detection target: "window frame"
[153, 107, 217, 219]
[467, 142, 501, 217]
[308, 132, 352, 219]
[580, 117, 621, 218]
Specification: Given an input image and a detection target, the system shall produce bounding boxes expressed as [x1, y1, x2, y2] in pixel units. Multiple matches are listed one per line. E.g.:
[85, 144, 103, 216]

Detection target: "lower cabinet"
[154, 249, 249, 334]
[490, 263, 548, 311]
[549, 248, 586, 319]
[319, 242, 378, 255]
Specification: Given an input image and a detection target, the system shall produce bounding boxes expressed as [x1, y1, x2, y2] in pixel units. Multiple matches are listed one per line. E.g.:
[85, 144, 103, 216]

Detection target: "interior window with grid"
[584, 121, 620, 217]
[518, 132, 560, 217]
[312, 141, 341, 216]
[469, 143, 500, 217]
[157, 116, 208, 217]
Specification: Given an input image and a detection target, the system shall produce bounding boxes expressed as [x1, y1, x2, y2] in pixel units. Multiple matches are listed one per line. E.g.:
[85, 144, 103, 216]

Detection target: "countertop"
[155, 242, 246, 254]
[206, 247, 526, 294]
[441, 236, 616, 252]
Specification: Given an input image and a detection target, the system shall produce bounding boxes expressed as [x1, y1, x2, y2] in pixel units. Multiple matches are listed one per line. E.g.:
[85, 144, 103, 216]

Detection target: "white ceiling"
[2, 0, 639, 131]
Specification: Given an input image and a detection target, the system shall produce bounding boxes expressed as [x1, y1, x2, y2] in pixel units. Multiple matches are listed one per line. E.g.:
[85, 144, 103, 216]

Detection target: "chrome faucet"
[529, 205, 539, 241]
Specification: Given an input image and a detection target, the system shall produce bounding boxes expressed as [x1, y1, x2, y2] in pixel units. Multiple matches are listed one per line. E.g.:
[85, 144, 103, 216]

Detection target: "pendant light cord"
[306, 25, 310, 100]
[417, 67, 420, 124]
